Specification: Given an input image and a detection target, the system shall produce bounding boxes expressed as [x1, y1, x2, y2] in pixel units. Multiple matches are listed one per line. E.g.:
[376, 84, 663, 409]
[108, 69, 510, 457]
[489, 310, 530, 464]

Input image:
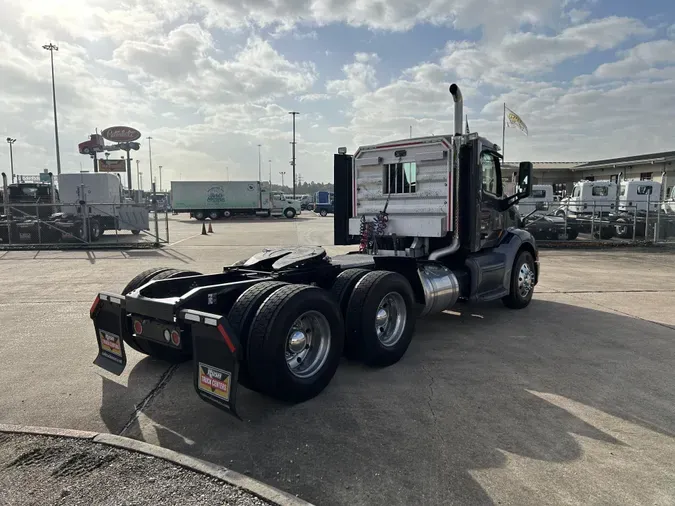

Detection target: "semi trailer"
[171, 181, 301, 220]
[90, 83, 539, 416]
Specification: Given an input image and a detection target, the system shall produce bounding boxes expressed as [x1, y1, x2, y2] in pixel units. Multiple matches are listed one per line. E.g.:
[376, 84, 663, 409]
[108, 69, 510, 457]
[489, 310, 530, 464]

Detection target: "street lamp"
[6, 138, 16, 182]
[257, 144, 262, 183]
[289, 111, 299, 198]
[42, 43, 62, 175]
[147, 136, 154, 193]
[279, 171, 286, 187]
[136, 160, 141, 191]
[158, 165, 163, 192]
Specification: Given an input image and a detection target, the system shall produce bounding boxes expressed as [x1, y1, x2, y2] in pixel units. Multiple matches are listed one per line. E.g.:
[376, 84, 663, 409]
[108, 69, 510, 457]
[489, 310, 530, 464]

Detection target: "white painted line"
[168, 232, 205, 247]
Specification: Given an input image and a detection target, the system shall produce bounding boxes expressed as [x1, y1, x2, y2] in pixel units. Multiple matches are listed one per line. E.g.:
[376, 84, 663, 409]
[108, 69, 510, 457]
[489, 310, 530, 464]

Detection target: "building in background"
[504, 150, 675, 198]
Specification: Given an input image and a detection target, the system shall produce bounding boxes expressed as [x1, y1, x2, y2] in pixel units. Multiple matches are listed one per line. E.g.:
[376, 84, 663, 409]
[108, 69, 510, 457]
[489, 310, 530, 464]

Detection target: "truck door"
[478, 149, 505, 249]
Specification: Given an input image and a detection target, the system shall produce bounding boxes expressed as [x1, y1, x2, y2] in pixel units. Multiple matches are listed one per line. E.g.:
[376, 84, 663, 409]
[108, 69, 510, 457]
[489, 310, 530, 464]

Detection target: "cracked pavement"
[1, 215, 674, 505]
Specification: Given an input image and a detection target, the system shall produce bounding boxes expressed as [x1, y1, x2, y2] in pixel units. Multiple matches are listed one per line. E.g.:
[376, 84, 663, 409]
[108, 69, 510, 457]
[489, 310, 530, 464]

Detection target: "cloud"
[109, 31, 317, 108]
[590, 40, 675, 80]
[441, 16, 652, 80]
[200, 0, 568, 33]
[326, 53, 380, 98]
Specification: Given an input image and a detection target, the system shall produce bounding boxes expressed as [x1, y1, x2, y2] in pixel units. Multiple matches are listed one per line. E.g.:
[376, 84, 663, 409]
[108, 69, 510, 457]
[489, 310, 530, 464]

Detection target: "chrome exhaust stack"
[449, 83, 463, 136]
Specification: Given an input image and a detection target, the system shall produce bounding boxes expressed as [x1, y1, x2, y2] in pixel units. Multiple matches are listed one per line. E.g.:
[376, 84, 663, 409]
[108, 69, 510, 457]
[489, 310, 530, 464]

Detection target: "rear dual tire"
[343, 271, 416, 366]
[241, 285, 345, 402]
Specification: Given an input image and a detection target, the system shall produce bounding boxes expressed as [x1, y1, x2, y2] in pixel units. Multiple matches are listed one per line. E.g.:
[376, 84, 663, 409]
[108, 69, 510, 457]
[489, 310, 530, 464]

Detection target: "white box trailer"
[171, 180, 301, 219]
[57, 173, 149, 239]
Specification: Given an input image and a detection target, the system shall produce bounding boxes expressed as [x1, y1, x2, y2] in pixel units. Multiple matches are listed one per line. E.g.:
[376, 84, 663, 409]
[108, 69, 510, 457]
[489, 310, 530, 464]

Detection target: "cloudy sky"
[1, 0, 674, 188]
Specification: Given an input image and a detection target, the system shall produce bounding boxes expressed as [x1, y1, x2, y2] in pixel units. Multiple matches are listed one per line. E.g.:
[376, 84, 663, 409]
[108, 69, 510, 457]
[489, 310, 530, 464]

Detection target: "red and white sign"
[98, 159, 127, 172]
[101, 126, 141, 143]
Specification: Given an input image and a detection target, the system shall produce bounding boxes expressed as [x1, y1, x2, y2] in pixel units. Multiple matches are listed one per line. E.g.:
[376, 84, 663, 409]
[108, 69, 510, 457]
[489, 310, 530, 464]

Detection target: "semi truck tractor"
[171, 181, 301, 220]
[1, 172, 148, 244]
[90, 83, 539, 416]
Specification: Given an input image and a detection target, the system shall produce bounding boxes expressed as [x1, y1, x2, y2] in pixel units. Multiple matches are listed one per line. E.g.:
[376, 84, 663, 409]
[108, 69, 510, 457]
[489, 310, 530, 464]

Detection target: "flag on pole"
[505, 106, 528, 136]
[465, 115, 470, 134]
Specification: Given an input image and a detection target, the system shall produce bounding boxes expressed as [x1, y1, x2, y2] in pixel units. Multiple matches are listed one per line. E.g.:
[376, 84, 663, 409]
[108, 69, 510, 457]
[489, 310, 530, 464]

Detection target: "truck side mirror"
[500, 161, 533, 210]
[517, 162, 532, 199]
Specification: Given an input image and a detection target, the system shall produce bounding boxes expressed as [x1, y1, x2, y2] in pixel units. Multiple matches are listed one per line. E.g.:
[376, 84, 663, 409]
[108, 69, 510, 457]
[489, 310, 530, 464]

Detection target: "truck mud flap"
[179, 309, 242, 418]
[90, 292, 127, 376]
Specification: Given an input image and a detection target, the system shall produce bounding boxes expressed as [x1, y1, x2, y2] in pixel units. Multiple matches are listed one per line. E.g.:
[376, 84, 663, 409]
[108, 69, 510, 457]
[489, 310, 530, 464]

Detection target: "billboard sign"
[98, 159, 127, 173]
[101, 126, 141, 143]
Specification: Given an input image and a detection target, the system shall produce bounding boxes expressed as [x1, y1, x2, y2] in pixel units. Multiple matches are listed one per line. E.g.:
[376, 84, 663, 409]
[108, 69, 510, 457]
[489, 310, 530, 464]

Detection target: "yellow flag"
[506, 106, 528, 136]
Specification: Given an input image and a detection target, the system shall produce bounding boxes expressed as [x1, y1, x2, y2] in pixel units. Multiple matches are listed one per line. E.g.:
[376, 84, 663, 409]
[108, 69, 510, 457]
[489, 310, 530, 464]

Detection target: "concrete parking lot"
[1, 213, 674, 505]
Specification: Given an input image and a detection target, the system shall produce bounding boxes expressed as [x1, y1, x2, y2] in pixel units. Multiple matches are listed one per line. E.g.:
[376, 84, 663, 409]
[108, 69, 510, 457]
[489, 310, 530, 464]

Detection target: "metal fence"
[0, 201, 170, 249]
[518, 199, 675, 245]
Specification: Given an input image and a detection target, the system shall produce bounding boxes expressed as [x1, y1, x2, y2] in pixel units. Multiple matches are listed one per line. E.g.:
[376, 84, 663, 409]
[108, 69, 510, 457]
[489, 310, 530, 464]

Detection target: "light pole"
[279, 171, 286, 187]
[147, 136, 154, 193]
[289, 111, 299, 198]
[42, 43, 62, 175]
[257, 144, 262, 183]
[136, 159, 141, 191]
[268, 159, 272, 188]
[6, 138, 16, 182]
[158, 165, 163, 192]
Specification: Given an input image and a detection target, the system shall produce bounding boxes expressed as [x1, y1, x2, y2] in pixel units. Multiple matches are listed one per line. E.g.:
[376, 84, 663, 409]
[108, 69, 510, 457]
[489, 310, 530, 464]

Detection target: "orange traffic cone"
[201, 222, 207, 235]
[207, 222, 213, 233]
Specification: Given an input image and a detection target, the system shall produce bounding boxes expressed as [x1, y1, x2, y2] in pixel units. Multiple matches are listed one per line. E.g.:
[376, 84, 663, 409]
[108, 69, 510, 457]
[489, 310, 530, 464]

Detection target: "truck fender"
[464, 229, 538, 303]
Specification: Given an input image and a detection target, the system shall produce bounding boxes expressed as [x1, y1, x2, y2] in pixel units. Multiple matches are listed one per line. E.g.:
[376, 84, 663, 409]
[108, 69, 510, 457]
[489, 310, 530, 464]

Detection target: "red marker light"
[170, 330, 181, 346]
[89, 295, 101, 317]
[133, 320, 143, 335]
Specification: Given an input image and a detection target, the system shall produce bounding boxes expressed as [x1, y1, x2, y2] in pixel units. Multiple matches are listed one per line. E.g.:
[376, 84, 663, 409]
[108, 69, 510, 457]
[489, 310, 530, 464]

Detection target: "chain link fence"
[0, 201, 170, 250]
[519, 198, 675, 246]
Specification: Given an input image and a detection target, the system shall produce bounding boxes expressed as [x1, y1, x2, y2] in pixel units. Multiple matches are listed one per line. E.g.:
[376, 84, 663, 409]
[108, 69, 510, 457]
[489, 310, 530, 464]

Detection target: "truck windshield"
[8, 186, 50, 199]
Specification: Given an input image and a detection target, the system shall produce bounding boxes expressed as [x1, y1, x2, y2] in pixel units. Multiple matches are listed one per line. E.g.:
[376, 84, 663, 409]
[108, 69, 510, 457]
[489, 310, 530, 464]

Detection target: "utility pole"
[6, 138, 16, 182]
[289, 111, 299, 198]
[43, 43, 62, 175]
[136, 160, 141, 191]
[147, 136, 154, 195]
[158, 165, 163, 192]
[279, 171, 286, 187]
[257, 144, 262, 183]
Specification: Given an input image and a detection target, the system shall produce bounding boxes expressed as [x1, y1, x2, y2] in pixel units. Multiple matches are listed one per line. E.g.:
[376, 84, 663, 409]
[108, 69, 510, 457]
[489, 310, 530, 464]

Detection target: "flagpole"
[502, 103, 506, 161]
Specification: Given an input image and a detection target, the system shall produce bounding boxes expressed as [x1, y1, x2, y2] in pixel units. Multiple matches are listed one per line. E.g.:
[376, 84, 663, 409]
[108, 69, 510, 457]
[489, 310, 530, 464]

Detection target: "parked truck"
[171, 181, 301, 220]
[554, 178, 675, 240]
[0, 172, 149, 244]
[89, 84, 538, 416]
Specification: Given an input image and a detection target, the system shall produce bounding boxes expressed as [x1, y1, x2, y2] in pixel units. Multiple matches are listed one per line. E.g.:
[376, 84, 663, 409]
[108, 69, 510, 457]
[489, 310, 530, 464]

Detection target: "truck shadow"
[100, 299, 675, 506]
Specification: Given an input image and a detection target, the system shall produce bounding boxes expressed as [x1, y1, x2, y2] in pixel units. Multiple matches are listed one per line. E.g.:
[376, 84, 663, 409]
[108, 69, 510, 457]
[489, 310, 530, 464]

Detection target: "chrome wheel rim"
[518, 262, 535, 298]
[375, 292, 407, 347]
[285, 311, 331, 378]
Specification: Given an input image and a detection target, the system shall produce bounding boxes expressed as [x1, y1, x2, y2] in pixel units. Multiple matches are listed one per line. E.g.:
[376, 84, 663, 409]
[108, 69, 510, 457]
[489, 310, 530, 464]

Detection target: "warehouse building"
[504, 150, 675, 198]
